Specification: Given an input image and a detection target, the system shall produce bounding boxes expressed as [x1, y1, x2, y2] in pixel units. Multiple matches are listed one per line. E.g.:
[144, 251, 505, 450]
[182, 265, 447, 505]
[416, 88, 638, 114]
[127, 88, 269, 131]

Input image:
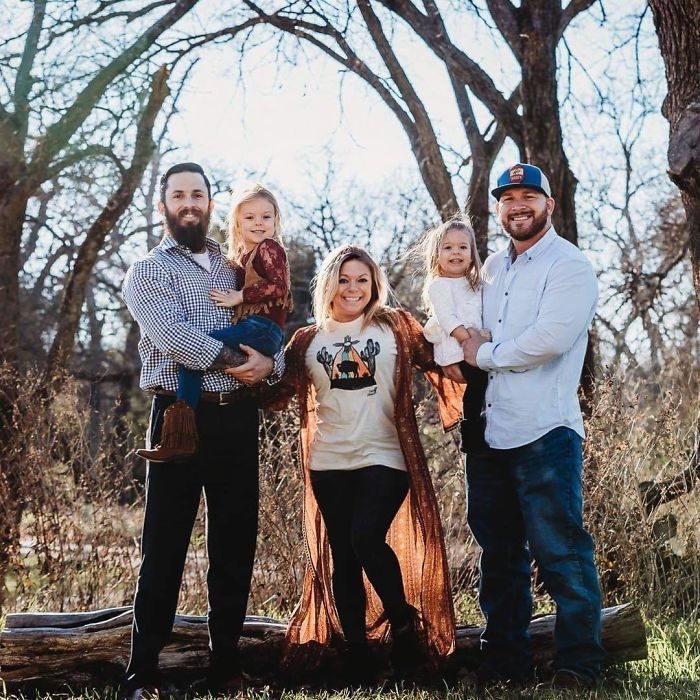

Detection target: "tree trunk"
[518, 1, 578, 245]
[41, 66, 170, 391]
[0, 604, 646, 688]
[467, 163, 493, 261]
[357, 1, 459, 220]
[0, 189, 31, 369]
[648, 0, 700, 306]
[0, 0, 199, 377]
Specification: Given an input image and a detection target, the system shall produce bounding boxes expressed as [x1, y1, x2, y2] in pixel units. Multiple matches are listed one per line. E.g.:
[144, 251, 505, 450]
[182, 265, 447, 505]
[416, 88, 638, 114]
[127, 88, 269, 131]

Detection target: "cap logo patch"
[509, 166, 524, 183]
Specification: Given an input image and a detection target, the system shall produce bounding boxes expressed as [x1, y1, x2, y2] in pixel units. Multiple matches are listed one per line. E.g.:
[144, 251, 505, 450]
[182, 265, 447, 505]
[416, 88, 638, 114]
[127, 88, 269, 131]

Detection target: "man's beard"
[164, 206, 210, 251]
[502, 206, 549, 242]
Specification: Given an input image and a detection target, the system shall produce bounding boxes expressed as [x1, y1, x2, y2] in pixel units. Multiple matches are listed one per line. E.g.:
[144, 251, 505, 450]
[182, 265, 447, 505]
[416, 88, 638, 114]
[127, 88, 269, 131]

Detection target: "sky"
[164, 2, 668, 217]
[157, 1, 681, 360]
[6, 1, 675, 356]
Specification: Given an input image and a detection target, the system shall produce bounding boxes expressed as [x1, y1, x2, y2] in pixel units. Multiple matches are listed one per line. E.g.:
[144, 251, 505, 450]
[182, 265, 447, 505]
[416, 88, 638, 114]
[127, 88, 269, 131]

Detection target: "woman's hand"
[442, 363, 466, 383]
[210, 288, 243, 308]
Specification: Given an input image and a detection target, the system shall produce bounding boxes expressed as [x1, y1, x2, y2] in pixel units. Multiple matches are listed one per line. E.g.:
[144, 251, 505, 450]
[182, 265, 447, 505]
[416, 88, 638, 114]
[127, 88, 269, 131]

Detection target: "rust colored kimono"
[267, 307, 464, 669]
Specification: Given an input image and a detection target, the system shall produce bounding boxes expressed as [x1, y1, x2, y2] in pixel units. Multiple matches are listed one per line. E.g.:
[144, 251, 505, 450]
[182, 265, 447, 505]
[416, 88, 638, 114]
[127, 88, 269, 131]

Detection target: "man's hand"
[224, 344, 273, 385]
[462, 327, 488, 367]
[442, 363, 466, 383]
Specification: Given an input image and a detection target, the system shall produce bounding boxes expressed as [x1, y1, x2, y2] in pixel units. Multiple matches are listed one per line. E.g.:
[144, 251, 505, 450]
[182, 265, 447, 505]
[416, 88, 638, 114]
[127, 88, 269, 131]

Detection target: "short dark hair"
[159, 162, 211, 203]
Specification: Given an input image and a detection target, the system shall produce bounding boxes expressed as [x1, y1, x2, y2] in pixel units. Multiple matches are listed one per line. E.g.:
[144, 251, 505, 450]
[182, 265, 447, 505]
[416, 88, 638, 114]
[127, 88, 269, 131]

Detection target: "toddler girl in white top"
[421, 217, 490, 453]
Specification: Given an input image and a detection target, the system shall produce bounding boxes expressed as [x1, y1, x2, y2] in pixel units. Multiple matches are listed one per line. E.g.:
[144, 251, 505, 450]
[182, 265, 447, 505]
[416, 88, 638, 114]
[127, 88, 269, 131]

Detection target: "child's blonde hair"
[227, 184, 283, 263]
[420, 216, 481, 310]
[312, 245, 393, 331]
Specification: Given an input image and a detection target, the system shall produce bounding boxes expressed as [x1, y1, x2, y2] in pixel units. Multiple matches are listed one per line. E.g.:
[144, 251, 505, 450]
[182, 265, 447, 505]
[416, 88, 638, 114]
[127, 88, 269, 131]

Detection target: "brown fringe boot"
[136, 400, 198, 462]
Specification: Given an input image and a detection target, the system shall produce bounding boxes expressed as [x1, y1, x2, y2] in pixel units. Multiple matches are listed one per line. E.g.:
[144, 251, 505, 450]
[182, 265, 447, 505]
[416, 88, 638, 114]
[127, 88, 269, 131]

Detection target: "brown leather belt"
[152, 388, 255, 406]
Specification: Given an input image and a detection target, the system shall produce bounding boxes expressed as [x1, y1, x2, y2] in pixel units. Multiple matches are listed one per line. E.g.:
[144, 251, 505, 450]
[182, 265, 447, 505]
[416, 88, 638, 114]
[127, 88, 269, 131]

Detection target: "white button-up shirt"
[476, 227, 597, 449]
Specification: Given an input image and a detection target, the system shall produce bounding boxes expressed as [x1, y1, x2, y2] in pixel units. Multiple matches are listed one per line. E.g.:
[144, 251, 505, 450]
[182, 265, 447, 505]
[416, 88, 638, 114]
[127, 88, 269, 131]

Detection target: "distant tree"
[0, 1, 201, 375]
[41, 66, 170, 392]
[239, 0, 599, 254]
[647, 0, 700, 306]
[0, 0, 271, 613]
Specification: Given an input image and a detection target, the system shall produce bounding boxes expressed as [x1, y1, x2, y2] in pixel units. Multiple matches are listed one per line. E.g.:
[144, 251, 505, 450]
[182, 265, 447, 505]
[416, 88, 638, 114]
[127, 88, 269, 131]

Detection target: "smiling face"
[496, 186, 555, 251]
[237, 195, 277, 252]
[330, 259, 374, 323]
[159, 170, 213, 252]
[438, 227, 473, 278]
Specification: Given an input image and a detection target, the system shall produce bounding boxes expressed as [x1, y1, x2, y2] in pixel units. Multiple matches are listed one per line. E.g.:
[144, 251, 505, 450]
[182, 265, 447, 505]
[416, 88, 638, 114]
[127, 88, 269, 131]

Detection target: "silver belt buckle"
[219, 391, 231, 405]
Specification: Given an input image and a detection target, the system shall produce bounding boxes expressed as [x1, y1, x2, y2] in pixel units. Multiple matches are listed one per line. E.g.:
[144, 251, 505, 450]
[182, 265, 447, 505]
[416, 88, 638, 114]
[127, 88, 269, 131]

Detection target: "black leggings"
[310, 465, 411, 645]
[460, 361, 488, 418]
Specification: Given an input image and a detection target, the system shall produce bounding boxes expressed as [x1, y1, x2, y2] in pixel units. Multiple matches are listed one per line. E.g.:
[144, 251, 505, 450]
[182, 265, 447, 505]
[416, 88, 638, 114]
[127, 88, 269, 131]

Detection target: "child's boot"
[136, 400, 198, 462]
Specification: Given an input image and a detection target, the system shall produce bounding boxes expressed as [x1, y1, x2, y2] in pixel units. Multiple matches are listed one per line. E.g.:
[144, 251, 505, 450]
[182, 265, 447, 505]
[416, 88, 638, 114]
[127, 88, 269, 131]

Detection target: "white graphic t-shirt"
[305, 315, 406, 472]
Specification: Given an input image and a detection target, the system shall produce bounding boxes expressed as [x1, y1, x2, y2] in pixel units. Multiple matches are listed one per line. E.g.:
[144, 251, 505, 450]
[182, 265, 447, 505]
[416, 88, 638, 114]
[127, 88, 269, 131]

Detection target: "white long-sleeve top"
[423, 276, 482, 366]
[476, 227, 597, 449]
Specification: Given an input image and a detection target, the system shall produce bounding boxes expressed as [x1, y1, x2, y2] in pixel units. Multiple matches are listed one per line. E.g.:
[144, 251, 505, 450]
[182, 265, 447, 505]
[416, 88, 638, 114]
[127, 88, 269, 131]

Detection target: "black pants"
[460, 361, 488, 418]
[310, 465, 410, 645]
[125, 394, 259, 685]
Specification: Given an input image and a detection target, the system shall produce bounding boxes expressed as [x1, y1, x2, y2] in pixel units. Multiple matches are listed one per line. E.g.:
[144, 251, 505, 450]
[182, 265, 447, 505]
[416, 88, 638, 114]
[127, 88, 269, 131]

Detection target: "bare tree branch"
[357, 0, 458, 216]
[13, 0, 46, 142]
[46, 0, 177, 41]
[41, 65, 171, 389]
[484, 0, 520, 57]
[242, 2, 418, 137]
[559, 0, 599, 39]
[27, 0, 199, 184]
[44, 145, 126, 181]
[379, 0, 523, 143]
[639, 445, 700, 515]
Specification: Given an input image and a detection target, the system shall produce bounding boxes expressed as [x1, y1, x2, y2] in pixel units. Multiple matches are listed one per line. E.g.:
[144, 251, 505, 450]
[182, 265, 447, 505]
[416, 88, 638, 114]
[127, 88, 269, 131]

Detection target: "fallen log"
[0, 604, 646, 689]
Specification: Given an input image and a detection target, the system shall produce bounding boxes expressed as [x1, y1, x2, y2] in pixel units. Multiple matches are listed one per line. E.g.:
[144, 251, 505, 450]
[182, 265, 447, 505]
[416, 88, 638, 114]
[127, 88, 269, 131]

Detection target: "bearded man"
[121, 162, 280, 699]
[461, 164, 604, 690]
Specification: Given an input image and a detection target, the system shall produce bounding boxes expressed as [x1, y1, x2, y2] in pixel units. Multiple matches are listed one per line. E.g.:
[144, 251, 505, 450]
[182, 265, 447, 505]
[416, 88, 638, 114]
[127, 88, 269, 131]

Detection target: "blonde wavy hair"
[227, 184, 283, 263]
[420, 216, 481, 310]
[312, 245, 394, 331]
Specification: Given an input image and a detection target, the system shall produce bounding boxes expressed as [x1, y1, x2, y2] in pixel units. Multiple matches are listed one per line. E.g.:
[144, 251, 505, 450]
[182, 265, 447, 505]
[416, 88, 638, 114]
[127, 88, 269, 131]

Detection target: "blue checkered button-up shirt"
[122, 235, 283, 392]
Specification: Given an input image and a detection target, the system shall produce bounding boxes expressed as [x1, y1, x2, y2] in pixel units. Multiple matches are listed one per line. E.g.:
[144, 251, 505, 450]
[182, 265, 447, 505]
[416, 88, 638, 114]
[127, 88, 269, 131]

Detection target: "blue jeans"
[465, 427, 604, 683]
[177, 315, 283, 409]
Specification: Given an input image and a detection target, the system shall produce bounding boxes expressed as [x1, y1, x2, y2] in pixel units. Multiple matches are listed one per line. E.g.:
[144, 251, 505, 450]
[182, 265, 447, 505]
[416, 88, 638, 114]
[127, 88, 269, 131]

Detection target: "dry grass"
[583, 357, 700, 616]
[1, 358, 698, 623]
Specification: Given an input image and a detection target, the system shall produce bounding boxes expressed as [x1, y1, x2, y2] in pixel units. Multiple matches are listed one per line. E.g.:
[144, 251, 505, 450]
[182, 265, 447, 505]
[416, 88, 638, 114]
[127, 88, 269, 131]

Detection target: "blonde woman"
[138, 184, 292, 462]
[267, 245, 461, 683]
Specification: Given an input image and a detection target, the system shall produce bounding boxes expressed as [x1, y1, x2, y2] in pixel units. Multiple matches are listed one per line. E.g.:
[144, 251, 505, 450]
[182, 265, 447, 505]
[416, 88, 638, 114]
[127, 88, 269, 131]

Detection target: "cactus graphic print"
[316, 334, 380, 390]
[305, 317, 405, 472]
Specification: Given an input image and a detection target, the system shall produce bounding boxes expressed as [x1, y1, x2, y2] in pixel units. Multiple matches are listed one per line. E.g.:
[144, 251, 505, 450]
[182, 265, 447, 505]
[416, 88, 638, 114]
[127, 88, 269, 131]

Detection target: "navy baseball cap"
[491, 163, 552, 200]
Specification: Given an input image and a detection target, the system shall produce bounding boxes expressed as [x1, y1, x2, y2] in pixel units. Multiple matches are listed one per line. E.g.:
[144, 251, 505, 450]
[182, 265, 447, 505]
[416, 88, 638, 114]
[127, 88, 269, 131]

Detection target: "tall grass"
[1, 357, 698, 623]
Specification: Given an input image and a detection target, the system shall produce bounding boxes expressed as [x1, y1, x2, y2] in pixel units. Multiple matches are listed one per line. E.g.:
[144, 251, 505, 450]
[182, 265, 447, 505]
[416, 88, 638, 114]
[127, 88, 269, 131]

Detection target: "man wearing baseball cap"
[461, 163, 603, 689]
